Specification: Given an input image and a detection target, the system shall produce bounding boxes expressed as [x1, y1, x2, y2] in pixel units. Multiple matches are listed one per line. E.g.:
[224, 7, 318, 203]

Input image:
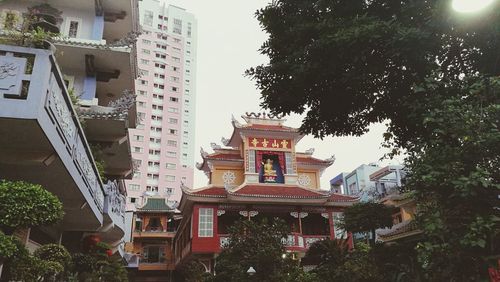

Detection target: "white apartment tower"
[126, 0, 197, 208]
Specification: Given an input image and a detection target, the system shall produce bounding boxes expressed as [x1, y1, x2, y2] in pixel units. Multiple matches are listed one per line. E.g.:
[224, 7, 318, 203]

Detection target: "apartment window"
[348, 183, 358, 195]
[183, 142, 188, 145]
[138, 112, 146, 119]
[172, 47, 181, 53]
[171, 87, 178, 92]
[155, 63, 166, 69]
[158, 15, 163, 20]
[154, 84, 164, 89]
[134, 135, 144, 142]
[142, 39, 151, 45]
[168, 129, 177, 135]
[138, 90, 147, 96]
[139, 69, 149, 76]
[166, 151, 176, 157]
[139, 79, 148, 85]
[147, 174, 159, 180]
[167, 140, 177, 147]
[172, 57, 181, 63]
[173, 18, 182, 34]
[129, 197, 137, 203]
[165, 175, 175, 182]
[165, 188, 173, 195]
[133, 146, 143, 153]
[143, 10, 154, 26]
[166, 163, 176, 170]
[171, 77, 180, 83]
[187, 22, 192, 38]
[65, 18, 82, 38]
[141, 49, 150, 54]
[168, 107, 178, 113]
[137, 124, 145, 130]
[155, 53, 166, 59]
[154, 73, 165, 79]
[140, 59, 149, 65]
[168, 118, 178, 124]
[198, 208, 213, 237]
[169, 97, 179, 102]
[146, 186, 159, 192]
[138, 101, 146, 108]
[172, 66, 179, 72]
[133, 172, 141, 179]
[129, 184, 140, 191]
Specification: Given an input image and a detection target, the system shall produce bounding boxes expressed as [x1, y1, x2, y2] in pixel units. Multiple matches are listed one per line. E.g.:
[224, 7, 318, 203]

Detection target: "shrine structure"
[172, 113, 359, 272]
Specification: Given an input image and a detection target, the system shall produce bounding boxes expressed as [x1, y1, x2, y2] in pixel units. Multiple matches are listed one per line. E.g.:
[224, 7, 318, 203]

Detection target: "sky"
[167, 0, 404, 189]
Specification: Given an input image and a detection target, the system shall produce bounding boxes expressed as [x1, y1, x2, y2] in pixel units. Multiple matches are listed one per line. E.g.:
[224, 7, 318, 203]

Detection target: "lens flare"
[452, 0, 495, 13]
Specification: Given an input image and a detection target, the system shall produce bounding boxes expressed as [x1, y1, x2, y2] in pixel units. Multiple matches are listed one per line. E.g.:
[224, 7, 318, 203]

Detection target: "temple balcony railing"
[0, 44, 106, 229]
[219, 233, 328, 251]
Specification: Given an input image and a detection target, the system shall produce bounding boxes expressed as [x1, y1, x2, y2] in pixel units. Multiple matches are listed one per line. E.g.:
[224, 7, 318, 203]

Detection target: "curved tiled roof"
[230, 185, 329, 199]
[138, 198, 174, 212]
[327, 193, 359, 202]
[205, 153, 243, 161]
[296, 156, 332, 165]
[183, 186, 227, 198]
[377, 220, 421, 240]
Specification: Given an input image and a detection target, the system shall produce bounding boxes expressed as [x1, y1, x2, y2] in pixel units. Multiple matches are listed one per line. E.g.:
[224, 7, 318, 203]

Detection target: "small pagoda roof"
[137, 198, 175, 212]
[196, 146, 243, 172]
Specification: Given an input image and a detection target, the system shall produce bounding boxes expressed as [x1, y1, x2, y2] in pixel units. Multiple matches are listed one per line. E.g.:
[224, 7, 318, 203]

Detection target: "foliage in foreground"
[340, 202, 394, 246]
[213, 218, 309, 282]
[248, 1, 500, 280]
[0, 180, 64, 232]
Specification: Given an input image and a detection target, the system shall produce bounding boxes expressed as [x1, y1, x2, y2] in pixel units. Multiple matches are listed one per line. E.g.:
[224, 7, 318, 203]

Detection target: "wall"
[210, 168, 244, 186]
[191, 204, 219, 253]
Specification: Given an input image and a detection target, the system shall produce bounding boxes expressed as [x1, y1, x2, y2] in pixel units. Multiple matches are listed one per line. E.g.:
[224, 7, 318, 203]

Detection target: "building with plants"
[0, 0, 138, 256]
[173, 113, 359, 273]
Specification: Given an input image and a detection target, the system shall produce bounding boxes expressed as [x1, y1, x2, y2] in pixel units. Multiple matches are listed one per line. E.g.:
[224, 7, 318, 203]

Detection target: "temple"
[172, 113, 359, 272]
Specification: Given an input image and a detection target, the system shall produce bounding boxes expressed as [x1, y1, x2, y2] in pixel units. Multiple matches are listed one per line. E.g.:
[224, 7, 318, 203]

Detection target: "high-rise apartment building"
[126, 1, 197, 208]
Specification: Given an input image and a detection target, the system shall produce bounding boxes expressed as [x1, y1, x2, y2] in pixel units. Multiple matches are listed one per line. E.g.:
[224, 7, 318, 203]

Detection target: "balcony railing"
[218, 233, 327, 250]
[0, 44, 105, 218]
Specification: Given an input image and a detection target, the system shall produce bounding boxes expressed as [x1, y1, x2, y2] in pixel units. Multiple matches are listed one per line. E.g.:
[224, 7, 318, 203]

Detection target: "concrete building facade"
[126, 0, 197, 209]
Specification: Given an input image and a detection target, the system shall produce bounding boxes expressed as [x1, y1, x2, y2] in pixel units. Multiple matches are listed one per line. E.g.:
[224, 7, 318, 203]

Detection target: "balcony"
[0, 44, 105, 229]
[101, 180, 126, 242]
[133, 230, 175, 239]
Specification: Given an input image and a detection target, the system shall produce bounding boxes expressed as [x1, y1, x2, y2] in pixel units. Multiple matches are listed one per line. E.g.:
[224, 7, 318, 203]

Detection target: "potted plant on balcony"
[27, 4, 63, 34]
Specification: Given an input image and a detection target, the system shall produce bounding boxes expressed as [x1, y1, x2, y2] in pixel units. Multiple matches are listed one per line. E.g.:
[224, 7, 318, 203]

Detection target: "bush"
[34, 243, 71, 267]
[0, 231, 17, 259]
[0, 180, 64, 230]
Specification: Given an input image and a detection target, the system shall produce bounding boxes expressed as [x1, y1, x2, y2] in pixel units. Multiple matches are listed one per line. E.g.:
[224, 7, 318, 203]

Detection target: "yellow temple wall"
[211, 167, 245, 186]
[296, 170, 319, 189]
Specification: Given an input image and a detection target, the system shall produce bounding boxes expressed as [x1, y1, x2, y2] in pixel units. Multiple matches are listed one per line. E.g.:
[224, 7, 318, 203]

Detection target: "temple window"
[257, 151, 285, 184]
[198, 208, 214, 237]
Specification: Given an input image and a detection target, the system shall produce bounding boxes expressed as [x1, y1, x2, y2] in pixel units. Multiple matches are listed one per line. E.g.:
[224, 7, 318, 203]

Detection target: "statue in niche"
[262, 158, 277, 182]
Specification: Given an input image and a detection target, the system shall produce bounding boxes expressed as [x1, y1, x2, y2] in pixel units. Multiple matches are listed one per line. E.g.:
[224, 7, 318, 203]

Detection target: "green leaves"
[0, 180, 64, 230]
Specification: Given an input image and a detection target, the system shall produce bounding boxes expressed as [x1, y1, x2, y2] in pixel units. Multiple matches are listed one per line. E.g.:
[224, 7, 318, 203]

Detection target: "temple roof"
[137, 198, 175, 212]
[222, 113, 304, 147]
[180, 184, 358, 207]
[376, 220, 421, 241]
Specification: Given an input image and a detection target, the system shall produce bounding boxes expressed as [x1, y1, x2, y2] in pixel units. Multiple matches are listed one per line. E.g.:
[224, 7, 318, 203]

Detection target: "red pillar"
[328, 210, 335, 240]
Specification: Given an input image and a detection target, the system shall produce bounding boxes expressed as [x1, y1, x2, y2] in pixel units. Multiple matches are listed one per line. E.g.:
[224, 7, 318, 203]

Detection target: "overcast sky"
[167, 0, 404, 189]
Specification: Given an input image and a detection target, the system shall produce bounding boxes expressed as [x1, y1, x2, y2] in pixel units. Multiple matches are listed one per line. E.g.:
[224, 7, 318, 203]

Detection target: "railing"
[103, 180, 125, 229]
[0, 44, 105, 217]
[282, 234, 328, 249]
[219, 235, 230, 248]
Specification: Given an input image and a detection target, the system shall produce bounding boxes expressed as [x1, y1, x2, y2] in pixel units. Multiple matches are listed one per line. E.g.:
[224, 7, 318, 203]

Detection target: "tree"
[303, 240, 383, 282]
[214, 218, 306, 282]
[248, 1, 500, 280]
[341, 202, 393, 246]
[0, 180, 64, 233]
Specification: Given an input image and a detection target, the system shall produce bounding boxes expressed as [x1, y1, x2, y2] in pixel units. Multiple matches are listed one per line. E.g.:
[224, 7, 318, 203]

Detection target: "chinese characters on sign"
[248, 137, 291, 149]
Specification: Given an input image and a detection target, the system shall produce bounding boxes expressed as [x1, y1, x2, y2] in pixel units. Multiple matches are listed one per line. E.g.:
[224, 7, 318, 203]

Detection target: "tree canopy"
[214, 218, 308, 282]
[0, 180, 64, 231]
[248, 1, 500, 280]
[340, 202, 394, 245]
